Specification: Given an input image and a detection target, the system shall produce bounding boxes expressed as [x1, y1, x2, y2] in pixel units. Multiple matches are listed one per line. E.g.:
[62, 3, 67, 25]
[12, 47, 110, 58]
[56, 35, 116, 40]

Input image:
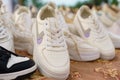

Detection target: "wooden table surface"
[16, 49, 120, 80]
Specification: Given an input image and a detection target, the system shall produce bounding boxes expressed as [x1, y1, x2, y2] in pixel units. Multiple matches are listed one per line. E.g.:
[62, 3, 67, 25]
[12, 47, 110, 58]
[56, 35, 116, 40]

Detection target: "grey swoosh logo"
[77, 17, 91, 38]
[37, 31, 44, 44]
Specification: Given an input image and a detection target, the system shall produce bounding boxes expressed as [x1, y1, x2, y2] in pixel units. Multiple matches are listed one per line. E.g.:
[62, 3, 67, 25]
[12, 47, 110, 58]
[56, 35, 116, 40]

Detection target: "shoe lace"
[88, 15, 107, 41]
[0, 19, 8, 39]
[0, 4, 14, 31]
[45, 22, 65, 49]
[82, 16, 106, 41]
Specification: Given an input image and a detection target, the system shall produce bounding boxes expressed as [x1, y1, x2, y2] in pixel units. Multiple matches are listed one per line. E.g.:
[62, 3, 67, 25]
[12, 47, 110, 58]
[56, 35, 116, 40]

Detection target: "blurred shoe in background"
[13, 5, 33, 54]
[95, 12, 120, 48]
[74, 5, 115, 60]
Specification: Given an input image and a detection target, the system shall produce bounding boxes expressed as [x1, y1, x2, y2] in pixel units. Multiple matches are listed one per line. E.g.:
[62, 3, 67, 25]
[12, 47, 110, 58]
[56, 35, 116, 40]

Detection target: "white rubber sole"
[70, 51, 100, 61]
[0, 64, 37, 80]
[33, 55, 69, 80]
[101, 51, 115, 60]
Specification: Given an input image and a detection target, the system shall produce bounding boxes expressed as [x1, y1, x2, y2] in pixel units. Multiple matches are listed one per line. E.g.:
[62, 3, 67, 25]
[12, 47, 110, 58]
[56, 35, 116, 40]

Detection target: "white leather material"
[109, 32, 120, 42]
[63, 27, 100, 61]
[43, 50, 69, 67]
[13, 6, 33, 54]
[7, 55, 29, 69]
[97, 11, 113, 27]
[74, 5, 115, 60]
[0, 37, 14, 51]
[96, 13, 120, 48]
[33, 4, 70, 80]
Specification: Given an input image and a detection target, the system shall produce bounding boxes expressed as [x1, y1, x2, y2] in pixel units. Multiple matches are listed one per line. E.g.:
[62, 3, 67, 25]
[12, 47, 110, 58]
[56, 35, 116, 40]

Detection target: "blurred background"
[3, 0, 120, 13]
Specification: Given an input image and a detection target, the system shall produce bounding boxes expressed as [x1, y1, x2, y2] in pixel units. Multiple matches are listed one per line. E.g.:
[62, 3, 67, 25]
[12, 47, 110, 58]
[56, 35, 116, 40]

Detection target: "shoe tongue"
[47, 17, 58, 28]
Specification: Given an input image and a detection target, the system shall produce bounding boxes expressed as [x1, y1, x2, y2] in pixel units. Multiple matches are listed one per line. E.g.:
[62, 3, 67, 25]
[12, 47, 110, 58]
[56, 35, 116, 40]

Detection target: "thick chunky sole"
[0, 64, 37, 80]
[101, 51, 115, 60]
[70, 51, 100, 61]
[33, 55, 69, 80]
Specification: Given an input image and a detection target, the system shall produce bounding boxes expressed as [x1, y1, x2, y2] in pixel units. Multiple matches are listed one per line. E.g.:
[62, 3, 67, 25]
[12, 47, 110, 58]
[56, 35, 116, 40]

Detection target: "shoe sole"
[33, 55, 69, 80]
[0, 64, 37, 80]
[101, 51, 115, 60]
[70, 51, 100, 61]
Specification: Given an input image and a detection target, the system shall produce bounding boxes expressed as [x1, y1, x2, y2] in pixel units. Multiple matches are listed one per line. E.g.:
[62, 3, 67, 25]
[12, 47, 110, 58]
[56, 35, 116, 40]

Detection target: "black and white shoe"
[0, 46, 37, 80]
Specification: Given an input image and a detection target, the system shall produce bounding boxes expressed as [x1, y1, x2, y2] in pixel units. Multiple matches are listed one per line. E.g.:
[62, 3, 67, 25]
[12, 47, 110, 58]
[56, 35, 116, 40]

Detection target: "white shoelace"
[90, 16, 107, 41]
[45, 22, 65, 49]
[0, 20, 8, 39]
[82, 15, 107, 41]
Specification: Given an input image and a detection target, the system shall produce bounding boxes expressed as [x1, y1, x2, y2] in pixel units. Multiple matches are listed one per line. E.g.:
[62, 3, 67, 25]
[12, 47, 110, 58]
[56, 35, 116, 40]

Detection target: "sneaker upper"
[34, 5, 69, 79]
[0, 46, 36, 74]
[97, 11, 114, 27]
[0, 23, 14, 51]
[97, 11, 120, 36]
[63, 27, 100, 61]
[0, 1, 14, 52]
[13, 6, 33, 54]
[94, 11, 120, 48]
[108, 21, 120, 36]
[74, 5, 115, 60]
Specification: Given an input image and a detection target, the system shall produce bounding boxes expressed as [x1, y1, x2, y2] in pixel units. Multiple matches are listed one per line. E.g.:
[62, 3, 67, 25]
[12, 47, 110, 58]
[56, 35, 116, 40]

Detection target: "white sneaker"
[13, 6, 33, 54]
[74, 5, 115, 60]
[0, 0, 14, 52]
[97, 11, 114, 27]
[33, 5, 70, 80]
[102, 4, 119, 19]
[63, 25, 100, 61]
[95, 10, 120, 48]
[109, 32, 120, 48]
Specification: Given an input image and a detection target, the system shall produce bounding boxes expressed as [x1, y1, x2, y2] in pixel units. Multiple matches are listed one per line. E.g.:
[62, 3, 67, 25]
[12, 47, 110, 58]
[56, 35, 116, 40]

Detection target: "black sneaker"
[0, 46, 37, 80]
